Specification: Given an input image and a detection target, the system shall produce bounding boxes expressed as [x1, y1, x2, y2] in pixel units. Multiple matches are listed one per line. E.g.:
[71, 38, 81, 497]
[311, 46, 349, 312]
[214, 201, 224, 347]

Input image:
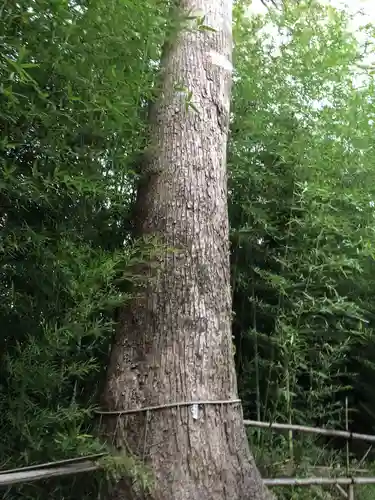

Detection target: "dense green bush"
[0, 0, 167, 497]
[230, 1, 375, 497]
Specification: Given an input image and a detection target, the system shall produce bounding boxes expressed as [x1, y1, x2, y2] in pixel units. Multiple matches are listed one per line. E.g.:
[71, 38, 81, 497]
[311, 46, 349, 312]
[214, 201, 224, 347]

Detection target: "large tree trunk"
[100, 1, 274, 499]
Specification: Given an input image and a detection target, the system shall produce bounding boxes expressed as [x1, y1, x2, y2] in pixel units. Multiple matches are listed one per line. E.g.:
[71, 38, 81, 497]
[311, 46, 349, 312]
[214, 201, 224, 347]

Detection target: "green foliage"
[357, 461, 375, 500]
[98, 453, 154, 496]
[0, 0, 168, 497]
[231, 0, 375, 497]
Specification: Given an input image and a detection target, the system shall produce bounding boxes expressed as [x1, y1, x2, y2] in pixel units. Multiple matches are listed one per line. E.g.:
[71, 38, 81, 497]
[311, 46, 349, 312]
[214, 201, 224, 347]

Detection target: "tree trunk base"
[101, 403, 275, 500]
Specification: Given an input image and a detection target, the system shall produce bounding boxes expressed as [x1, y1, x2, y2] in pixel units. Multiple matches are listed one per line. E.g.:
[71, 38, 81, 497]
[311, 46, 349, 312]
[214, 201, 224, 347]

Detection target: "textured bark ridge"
[101, 1, 275, 499]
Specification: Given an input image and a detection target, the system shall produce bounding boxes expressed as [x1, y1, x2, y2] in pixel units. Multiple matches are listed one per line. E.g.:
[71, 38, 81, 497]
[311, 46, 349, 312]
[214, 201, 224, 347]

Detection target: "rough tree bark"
[100, 1, 274, 499]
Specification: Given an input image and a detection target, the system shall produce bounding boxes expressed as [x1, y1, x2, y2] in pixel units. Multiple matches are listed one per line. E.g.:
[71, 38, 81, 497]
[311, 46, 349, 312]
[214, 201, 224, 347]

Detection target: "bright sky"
[331, 0, 374, 28]
[332, 0, 374, 56]
[249, 0, 375, 72]
[249, 0, 375, 31]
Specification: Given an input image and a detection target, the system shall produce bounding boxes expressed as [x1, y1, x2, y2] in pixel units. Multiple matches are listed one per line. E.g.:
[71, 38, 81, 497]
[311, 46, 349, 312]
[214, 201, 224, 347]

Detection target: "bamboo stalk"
[252, 277, 261, 444]
[243, 419, 375, 443]
[0, 453, 106, 475]
[0, 461, 100, 487]
[310, 466, 368, 474]
[264, 477, 375, 487]
[335, 484, 349, 499]
[277, 464, 369, 476]
[345, 397, 354, 500]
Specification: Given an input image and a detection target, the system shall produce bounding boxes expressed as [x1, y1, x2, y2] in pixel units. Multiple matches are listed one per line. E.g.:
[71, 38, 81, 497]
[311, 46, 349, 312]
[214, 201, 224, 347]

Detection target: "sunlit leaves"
[229, 0, 375, 460]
